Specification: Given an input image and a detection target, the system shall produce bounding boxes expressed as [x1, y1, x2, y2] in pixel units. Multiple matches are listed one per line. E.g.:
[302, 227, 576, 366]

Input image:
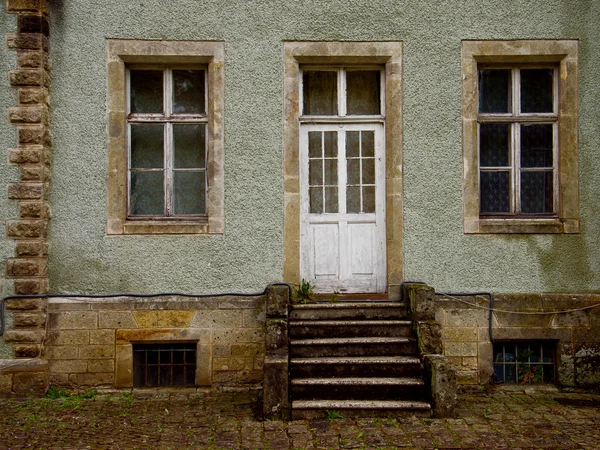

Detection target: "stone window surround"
[106, 40, 224, 235]
[283, 41, 404, 291]
[462, 40, 579, 234]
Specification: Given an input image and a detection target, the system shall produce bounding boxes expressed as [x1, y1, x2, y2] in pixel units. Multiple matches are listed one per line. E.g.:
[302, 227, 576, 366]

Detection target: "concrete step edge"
[290, 356, 422, 365]
[291, 337, 415, 345]
[290, 320, 412, 326]
[291, 377, 425, 386]
[292, 399, 431, 410]
[291, 302, 406, 310]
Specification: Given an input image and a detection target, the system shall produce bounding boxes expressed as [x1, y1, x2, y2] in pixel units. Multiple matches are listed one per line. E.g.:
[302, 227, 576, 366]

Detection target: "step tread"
[292, 399, 431, 410]
[291, 356, 421, 365]
[291, 377, 424, 386]
[290, 320, 412, 326]
[292, 302, 406, 310]
[291, 336, 415, 345]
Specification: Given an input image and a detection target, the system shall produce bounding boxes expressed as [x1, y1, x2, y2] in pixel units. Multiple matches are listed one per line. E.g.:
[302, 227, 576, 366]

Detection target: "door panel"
[312, 223, 339, 278]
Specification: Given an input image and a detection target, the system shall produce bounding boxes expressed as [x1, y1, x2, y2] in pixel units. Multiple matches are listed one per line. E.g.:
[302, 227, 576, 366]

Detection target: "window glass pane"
[543, 365, 555, 383]
[480, 171, 510, 213]
[363, 186, 375, 213]
[480, 124, 510, 167]
[131, 124, 164, 169]
[303, 71, 337, 115]
[173, 171, 206, 215]
[479, 69, 511, 113]
[362, 159, 375, 185]
[347, 159, 360, 185]
[173, 124, 205, 169]
[309, 160, 323, 185]
[309, 131, 322, 158]
[521, 69, 553, 113]
[324, 131, 337, 157]
[173, 70, 205, 114]
[521, 124, 553, 168]
[361, 131, 374, 157]
[521, 171, 553, 214]
[346, 70, 380, 115]
[130, 171, 164, 215]
[310, 187, 323, 214]
[130, 70, 163, 114]
[347, 186, 361, 213]
[324, 186, 338, 213]
[324, 159, 337, 185]
[346, 131, 360, 157]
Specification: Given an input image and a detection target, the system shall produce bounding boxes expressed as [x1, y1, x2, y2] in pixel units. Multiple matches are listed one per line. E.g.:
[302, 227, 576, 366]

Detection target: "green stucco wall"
[3, 0, 598, 296]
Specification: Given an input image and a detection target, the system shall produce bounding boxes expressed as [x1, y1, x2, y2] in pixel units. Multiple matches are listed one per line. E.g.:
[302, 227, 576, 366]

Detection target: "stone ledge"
[0, 358, 47, 374]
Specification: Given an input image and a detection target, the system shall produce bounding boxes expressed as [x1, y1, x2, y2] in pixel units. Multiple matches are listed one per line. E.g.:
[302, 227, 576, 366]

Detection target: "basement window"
[493, 341, 555, 384]
[133, 343, 196, 387]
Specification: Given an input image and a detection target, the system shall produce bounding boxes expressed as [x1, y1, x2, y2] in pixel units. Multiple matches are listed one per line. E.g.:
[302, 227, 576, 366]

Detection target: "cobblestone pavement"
[0, 386, 599, 449]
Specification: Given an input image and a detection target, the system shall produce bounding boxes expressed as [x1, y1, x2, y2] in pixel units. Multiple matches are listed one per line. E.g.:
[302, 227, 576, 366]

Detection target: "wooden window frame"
[106, 40, 224, 235]
[462, 40, 579, 234]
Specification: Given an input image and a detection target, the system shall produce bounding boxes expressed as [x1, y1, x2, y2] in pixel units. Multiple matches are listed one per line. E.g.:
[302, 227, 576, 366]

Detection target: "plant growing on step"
[324, 409, 344, 420]
[293, 279, 315, 304]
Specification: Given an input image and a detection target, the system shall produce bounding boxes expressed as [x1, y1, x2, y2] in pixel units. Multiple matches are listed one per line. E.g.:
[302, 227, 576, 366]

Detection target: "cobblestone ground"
[0, 386, 599, 449]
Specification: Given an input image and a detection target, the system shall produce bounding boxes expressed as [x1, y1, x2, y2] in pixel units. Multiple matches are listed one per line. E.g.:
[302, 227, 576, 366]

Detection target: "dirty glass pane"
[173, 70, 205, 114]
[160, 366, 171, 385]
[130, 70, 163, 114]
[324, 159, 337, 185]
[347, 159, 360, 185]
[480, 171, 510, 213]
[309, 131, 322, 158]
[542, 343, 554, 363]
[147, 349, 158, 364]
[130, 171, 164, 215]
[520, 171, 553, 214]
[521, 69, 553, 113]
[346, 70, 380, 115]
[303, 71, 338, 115]
[480, 124, 510, 167]
[504, 364, 517, 383]
[362, 159, 375, 185]
[346, 131, 360, 157]
[363, 186, 375, 213]
[174, 171, 205, 215]
[173, 349, 184, 364]
[361, 131, 374, 157]
[147, 366, 159, 386]
[543, 365, 555, 383]
[173, 124, 205, 169]
[324, 131, 337, 157]
[309, 160, 323, 185]
[310, 187, 323, 214]
[173, 367, 185, 386]
[185, 367, 195, 385]
[521, 124, 553, 168]
[131, 124, 164, 169]
[347, 186, 361, 213]
[494, 364, 504, 382]
[479, 69, 511, 114]
[324, 186, 338, 213]
[160, 349, 171, 364]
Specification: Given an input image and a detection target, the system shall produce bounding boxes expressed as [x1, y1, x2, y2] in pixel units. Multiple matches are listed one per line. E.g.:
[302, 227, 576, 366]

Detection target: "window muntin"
[493, 341, 555, 384]
[478, 67, 558, 217]
[127, 67, 208, 218]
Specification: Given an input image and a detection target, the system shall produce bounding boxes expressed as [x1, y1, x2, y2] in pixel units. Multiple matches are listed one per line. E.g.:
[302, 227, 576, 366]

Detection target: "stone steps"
[290, 355, 423, 378]
[290, 302, 408, 320]
[291, 399, 432, 419]
[290, 336, 417, 357]
[291, 377, 426, 400]
[289, 319, 413, 338]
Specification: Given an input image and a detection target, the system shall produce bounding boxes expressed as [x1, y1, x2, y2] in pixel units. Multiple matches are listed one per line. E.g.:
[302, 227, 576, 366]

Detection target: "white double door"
[300, 123, 386, 293]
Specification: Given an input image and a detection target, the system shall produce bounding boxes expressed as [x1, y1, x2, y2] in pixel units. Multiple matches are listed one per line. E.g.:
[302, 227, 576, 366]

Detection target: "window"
[133, 343, 197, 387]
[107, 40, 224, 235]
[462, 40, 579, 234]
[493, 341, 555, 384]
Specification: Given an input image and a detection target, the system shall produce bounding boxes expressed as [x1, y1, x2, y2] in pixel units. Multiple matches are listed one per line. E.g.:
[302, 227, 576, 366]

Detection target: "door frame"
[282, 41, 404, 297]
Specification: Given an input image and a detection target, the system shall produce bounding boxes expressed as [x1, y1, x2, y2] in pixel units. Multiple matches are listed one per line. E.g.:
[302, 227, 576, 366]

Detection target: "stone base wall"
[43, 294, 267, 389]
[435, 293, 600, 387]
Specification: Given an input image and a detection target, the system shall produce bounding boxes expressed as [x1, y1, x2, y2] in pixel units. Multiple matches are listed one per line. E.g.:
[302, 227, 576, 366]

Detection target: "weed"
[356, 431, 364, 439]
[46, 386, 69, 399]
[157, 424, 163, 433]
[293, 279, 315, 304]
[324, 409, 344, 420]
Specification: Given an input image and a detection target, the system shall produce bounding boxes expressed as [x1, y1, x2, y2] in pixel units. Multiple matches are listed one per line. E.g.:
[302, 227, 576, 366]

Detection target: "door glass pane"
[521, 69, 553, 113]
[130, 70, 163, 114]
[480, 124, 510, 167]
[347, 159, 360, 185]
[325, 186, 338, 213]
[130, 171, 164, 215]
[131, 124, 164, 168]
[324, 131, 337, 157]
[347, 186, 361, 213]
[310, 187, 323, 214]
[361, 131, 375, 157]
[521, 171, 553, 214]
[346, 71, 380, 115]
[363, 186, 375, 213]
[362, 159, 375, 185]
[346, 131, 360, 157]
[302, 71, 338, 115]
[521, 124, 553, 168]
[173, 171, 206, 215]
[173, 70, 205, 114]
[308, 131, 322, 158]
[480, 171, 510, 213]
[324, 159, 337, 185]
[309, 160, 323, 185]
[173, 124, 205, 169]
[479, 69, 511, 114]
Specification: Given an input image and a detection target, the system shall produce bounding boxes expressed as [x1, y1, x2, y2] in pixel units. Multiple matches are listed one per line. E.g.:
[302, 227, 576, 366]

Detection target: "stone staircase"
[288, 302, 432, 419]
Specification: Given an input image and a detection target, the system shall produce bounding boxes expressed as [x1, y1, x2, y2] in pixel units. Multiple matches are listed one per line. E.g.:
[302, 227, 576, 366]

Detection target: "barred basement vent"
[493, 341, 556, 384]
[133, 343, 196, 387]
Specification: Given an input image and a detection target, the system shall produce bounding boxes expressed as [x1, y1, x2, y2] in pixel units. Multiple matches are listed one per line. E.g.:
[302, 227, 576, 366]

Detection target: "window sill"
[464, 217, 580, 234]
[107, 219, 213, 235]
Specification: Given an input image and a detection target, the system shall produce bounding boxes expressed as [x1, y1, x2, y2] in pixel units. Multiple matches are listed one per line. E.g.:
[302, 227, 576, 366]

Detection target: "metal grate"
[493, 341, 555, 384]
[133, 343, 196, 387]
